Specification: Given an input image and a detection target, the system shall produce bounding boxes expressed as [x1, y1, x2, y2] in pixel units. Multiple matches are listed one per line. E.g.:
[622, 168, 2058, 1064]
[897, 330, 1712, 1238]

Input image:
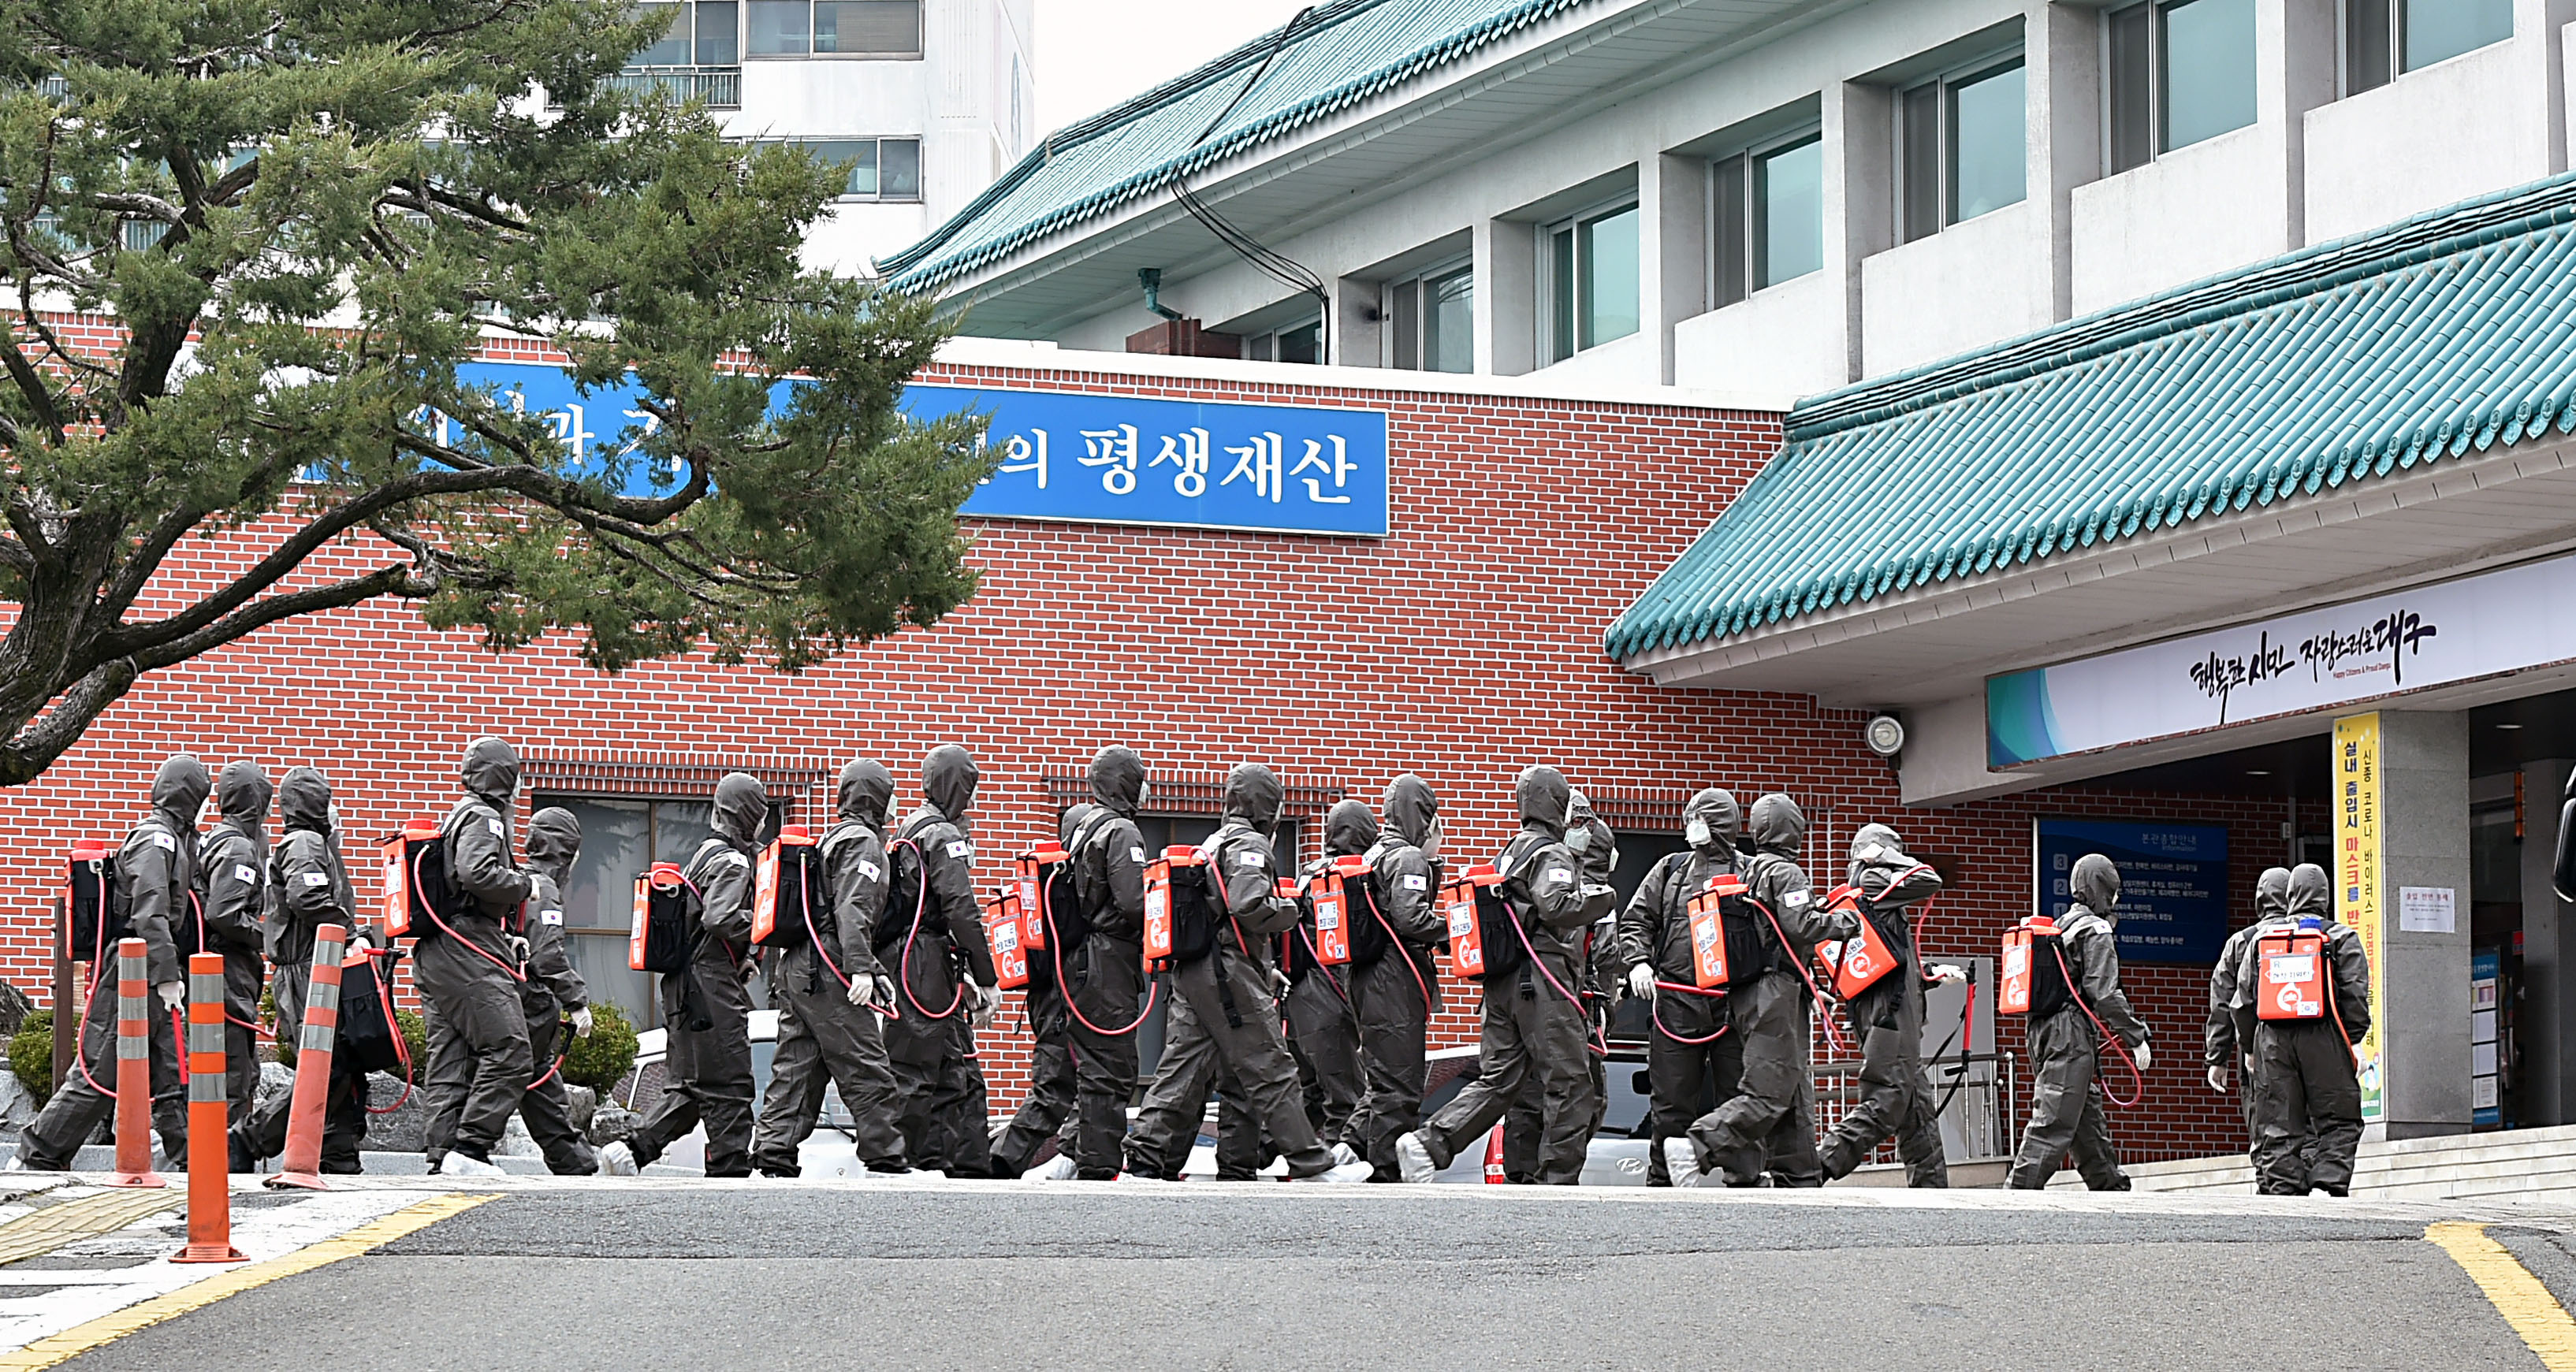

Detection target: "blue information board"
[2033, 818, 2230, 964]
[426, 364, 1392, 538]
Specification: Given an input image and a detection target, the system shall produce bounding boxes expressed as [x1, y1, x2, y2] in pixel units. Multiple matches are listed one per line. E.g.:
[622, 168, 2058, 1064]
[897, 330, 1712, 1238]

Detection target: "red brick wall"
[0, 348, 2284, 1165]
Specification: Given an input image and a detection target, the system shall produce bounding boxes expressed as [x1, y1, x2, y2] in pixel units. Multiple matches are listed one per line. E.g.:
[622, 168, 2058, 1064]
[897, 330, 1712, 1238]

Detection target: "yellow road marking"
[2429, 1221, 2576, 1370]
[0, 1192, 497, 1372]
[0, 1193, 184, 1266]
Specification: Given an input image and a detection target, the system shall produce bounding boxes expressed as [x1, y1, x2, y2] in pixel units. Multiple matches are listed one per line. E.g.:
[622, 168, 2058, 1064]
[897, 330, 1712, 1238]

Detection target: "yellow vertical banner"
[2336, 712, 2386, 1124]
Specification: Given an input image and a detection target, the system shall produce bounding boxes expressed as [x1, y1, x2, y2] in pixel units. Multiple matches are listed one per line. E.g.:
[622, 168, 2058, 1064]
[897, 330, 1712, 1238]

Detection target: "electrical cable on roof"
[1171, 5, 1332, 357]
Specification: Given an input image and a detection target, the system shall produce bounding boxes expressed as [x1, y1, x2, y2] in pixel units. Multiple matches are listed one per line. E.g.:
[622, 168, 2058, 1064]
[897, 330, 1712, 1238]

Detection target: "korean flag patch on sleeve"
[858, 860, 882, 882]
[541, 909, 563, 927]
[1403, 873, 1428, 891]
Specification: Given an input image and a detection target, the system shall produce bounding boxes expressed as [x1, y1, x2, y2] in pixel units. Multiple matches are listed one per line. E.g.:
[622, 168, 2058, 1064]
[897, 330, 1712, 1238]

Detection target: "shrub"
[561, 1002, 639, 1091]
[8, 1010, 54, 1105]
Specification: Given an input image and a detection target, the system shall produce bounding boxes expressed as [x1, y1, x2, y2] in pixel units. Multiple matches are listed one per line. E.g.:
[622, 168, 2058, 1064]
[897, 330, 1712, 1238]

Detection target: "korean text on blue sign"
[907, 385, 1390, 537]
[2033, 818, 2230, 964]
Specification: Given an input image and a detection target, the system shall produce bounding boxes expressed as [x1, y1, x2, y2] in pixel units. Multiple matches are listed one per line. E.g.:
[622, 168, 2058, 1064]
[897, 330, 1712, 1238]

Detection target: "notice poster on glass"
[2031, 818, 2229, 964]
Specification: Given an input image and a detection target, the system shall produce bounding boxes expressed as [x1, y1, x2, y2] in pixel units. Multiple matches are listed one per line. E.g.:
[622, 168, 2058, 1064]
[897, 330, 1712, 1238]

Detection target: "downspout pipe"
[1138, 268, 1185, 322]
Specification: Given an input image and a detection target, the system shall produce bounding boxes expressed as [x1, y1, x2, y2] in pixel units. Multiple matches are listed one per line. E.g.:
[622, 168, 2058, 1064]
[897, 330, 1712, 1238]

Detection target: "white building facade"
[618, 0, 1034, 274]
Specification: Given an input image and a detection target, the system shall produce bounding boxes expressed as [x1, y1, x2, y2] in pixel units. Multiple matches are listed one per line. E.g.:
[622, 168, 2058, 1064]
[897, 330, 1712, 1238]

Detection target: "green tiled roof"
[880, 0, 1589, 290]
[1605, 173, 2576, 661]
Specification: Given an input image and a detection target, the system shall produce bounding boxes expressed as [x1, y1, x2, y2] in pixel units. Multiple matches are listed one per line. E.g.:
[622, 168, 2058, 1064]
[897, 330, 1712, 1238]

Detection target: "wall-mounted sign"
[2032, 817, 2229, 964]
[2337, 713, 2386, 1125]
[1987, 548, 2576, 766]
[418, 363, 1392, 539]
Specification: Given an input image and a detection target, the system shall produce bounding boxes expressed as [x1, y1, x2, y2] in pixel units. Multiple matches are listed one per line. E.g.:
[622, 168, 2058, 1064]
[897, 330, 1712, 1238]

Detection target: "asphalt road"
[47, 1185, 2559, 1371]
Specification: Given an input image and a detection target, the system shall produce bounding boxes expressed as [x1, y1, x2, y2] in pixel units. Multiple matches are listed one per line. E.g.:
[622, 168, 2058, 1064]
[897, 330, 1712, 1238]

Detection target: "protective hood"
[711, 772, 768, 846]
[921, 745, 979, 819]
[151, 754, 211, 822]
[1059, 802, 1097, 846]
[1325, 798, 1379, 856]
[1382, 774, 1439, 848]
[2070, 853, 2121, 913]
[1223, 762, 1284, 827]
[1089, 746, 1145, 816]
[1746, 794, 1805, 856]
[277, 768, 333, 833]
[1515, 765, 1571, 838]
[216, 760, 271, 828]
[2254, 866, 2291, 919]
[526, 806, 583, 879]
[836, 759, 893, 830]
[458, 737, 520, 805]
[1848, 823, 1902, 864]
[2287, 863, 2332, 920]
[1684, 789, 1738, 857]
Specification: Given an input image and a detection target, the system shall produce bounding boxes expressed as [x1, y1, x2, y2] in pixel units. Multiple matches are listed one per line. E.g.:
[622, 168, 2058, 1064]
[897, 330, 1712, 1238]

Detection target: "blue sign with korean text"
[427, 364, 1391, 538]
[2034, 818, 2229, 964]
[910, 385, 1390, 537]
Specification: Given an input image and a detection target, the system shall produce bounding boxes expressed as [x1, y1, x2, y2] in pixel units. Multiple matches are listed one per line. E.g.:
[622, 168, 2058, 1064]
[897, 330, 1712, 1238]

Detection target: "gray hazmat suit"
[990, 800, 1090, 1179]
[2229, 864, 2371, 1195]
[1682, 794, 1857, 1187]
[2005, 853, 2149, 1190]
[232, 768, 365, 1172]
[1506, 789, 1616, 1182]
[883, 745, 998, 1176]
[1617, 788, 1746, 1186]
[1816, 824, 1949, 1186]
[629, 772, 767, 1177]
[21, 756, 207, 1168]
[1123, 764, 1342, 1180]
[1054, 750, 1152, 1178]
[2206, 867, 2291, 1143]
[1286, 801, 1370, 1147]
[1339, 775, 1445, 1178]
[420, 738, 537, 1169]
[1406, 766, 1607, 1184]
[516, 808, 597, 1175]
[751, 760, 910, 1175]
[199, 760, 271, 1132]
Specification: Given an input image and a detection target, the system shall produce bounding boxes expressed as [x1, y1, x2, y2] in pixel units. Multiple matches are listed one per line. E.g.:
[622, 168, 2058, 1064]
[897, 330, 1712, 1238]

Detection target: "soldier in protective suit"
[1050, 749, 1153, 1181]
[515, 809, 597, 1175]
[2206, 866, 2292, 1143]
[1618, 788, 1745, 1187]
[881, 745, 1000, 1177]
[750, 760, 909, 1177]
[1394, 765, 1611, 1186]
[230, 768, 366, 1173]
[1505, 789, 1617, 1182]
[602, 772, 768, 1177]
[1670, 794, 1856, 1188]
[1287, 801, 1369, 1152]
[2005, 853, 2150, 1190]
[17, 756, 206, 1169]
[1816, 824, 1955, 1186]
[420, 738, 537, 1177]
[1338, 775, 1444, 1179]
[2228, 863, 2370, 1195]
[1123, 763, 1371, 1182]
[989, 799, 1090, 1180]
[199, 760, 271, 1132]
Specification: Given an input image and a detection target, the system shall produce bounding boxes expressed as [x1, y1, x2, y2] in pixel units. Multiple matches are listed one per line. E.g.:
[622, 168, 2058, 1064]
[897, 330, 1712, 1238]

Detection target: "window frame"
[2105, 0, 2260, 173]
[743, 0, 925, 61]
[1384, 258, 1475, 374]
[1244, 313, 1326, 365]
[1539, 197, 1642, 364]
[1708, 123, 1825, 310]
[2343, 0, 2514, 94]
[1897, 54, 2028, 244]
[759, 136, 924, 202]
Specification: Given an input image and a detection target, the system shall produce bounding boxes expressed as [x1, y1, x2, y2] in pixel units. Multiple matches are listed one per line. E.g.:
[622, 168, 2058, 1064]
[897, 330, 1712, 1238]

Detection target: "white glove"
[155, 981, 185, 1013]
[2206, 1065, 2228, 1095]
[873, 975, 898, 1012]
[1267, 966, 1292, 1002]
[346, 928, 374, 954]
[571, 1006, 594, 1038]
[847, 975, 873, 1008]
[2131, 1042, 2153, 1073]
[1626, 965, 1656, 1001]
[506, 935, 531, 964]
[2352, 1044, 2368, 1069]
[1928, 964, 1967, 985]
[970, 983, 1001, 1027]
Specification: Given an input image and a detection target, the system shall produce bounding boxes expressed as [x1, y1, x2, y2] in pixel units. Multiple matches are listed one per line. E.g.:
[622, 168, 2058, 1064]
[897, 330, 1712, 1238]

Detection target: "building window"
[747, 0, 921, 58]
[616, 2, 743, 106]
[1387, 262, 1473, 373]
[767, 138, 921, 199]
[1711, 132, 1823, 308]
[533, 794, 710, 1029]
[2345, 0, 2513, 92]
[1543, 202, 1639, 363]
[2108, 0, 2257, 172]
[1900, 58, 2027, 244]
[1245, 315, 1323, 364]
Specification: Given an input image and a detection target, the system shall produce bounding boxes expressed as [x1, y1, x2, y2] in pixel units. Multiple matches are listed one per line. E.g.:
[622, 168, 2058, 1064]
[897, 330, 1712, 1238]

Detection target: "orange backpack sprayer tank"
[1309, 854, 1364, 967]
[986, 885, 1029, 991]
[1814, 883, 1900, 999]
[378, 820, 445, 939]
[1142, 846, 1208, 971]
[2256, 920, 2329, 1021]
[750, 825, 821, 949]
[1685, 874, 1748, 989]
[1018, 842, 1067, 954]
[630, 861, 690, 972]
[1441, 863, 1507, 980]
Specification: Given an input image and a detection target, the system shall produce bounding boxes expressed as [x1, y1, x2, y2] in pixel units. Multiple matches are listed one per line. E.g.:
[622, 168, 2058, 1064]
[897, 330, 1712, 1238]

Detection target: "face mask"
[1685, 818, 1711, 848]
[1420, 815, 1442, 859]
[1135, 779, 1152, 809]
[1566, 826, 1592, 854]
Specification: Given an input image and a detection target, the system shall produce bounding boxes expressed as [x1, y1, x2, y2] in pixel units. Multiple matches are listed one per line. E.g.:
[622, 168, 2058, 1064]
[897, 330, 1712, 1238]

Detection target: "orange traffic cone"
[1483, 1126, 1506, 1184]
[172, 954, 244, 1263]
[266, 924, 348, 1192]
[105, 939, 165, 1189]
